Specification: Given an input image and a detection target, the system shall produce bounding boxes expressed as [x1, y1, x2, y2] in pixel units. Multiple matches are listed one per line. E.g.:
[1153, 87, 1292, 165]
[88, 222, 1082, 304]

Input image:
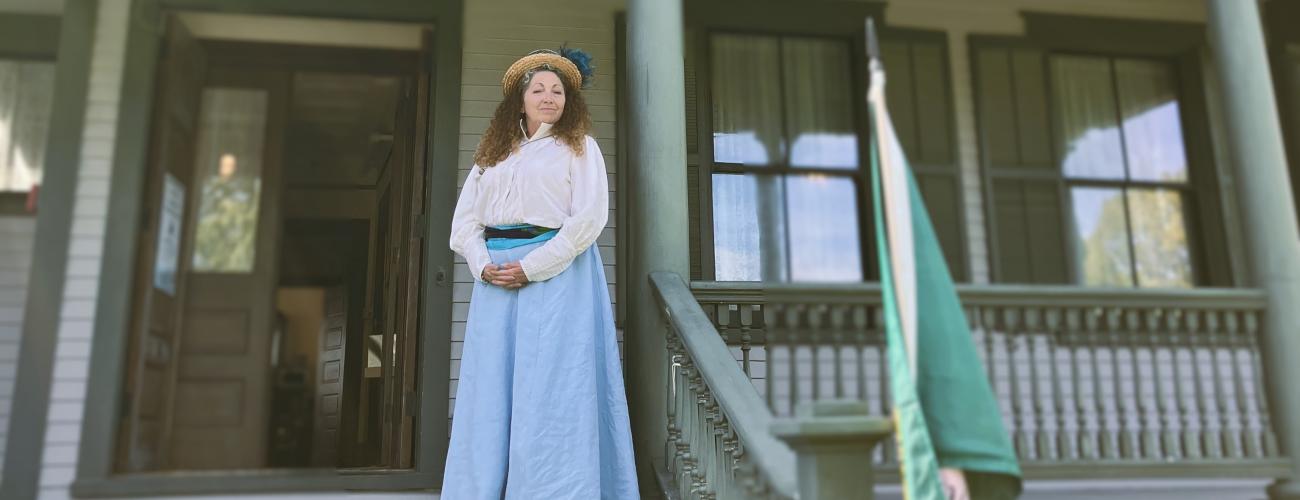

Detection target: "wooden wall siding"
[450, 0, 623, 430]
[37, 0, 130, 496]
[0, 215, 35, 479]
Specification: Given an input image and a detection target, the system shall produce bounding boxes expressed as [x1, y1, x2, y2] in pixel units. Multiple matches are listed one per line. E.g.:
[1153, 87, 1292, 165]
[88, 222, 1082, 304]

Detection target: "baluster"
[762, 304, 782, 415]
[665, 327, 682, 473]
[875, 305, 895, 465]
[980, 305, 1002, 441]
[1185, 310, 1209, 460]
[1207, 311, 1237, 458]
[1001, 307, 1030, 459]
[1144, 309, 1169, 460]
[1244, 310, 1280, 458]
[739, 304, 754, 380]
[1046, 308, 1072, 460]
[1024, 307, 1050, 460]
[1064, 308, 1091, 459]
[830, 304, 846, 399]
[1087, 308, 1115, 460]
[1127, 309, 1158, 459]
[853, 305, 869, 403]
[809, 304, 825, 401]
[1234, 312, 1262, 459]
[1225, 311, 1249, 460]
[1108, 308, 1135, 459]
[1166, 310, 1188, 460]
[786, 304, 803, 417]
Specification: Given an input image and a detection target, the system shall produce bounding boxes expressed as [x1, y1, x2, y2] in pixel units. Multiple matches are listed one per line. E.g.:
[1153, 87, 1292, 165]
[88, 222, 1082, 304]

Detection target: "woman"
[442, 48, 640, 500]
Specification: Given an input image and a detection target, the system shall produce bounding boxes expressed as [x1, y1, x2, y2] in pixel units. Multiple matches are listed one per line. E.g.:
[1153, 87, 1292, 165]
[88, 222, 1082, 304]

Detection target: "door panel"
[313, 287, 347, 466]
[169, 70, 288, 469]
[118, 15, 206, 472]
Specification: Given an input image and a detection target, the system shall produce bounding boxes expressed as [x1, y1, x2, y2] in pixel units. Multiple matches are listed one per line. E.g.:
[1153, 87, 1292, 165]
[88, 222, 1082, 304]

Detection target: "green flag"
[866, 19, 1022, 500]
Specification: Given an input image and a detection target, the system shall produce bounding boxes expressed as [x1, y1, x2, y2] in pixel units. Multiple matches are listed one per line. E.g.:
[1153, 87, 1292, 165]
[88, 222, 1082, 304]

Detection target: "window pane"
[192, 88, 268, 273]
[1052, 56, 1125, 180]
[782, 37, 858, 170]
[1071, 186, 1134, 287]
[786, 174, 863, 281]
[1115, 59, 1188, 183]
[0, 60, 54, 192]
[711, 34, 783, 166]
[712, 173, 762, 281]
[1128, 189, 1192, 288]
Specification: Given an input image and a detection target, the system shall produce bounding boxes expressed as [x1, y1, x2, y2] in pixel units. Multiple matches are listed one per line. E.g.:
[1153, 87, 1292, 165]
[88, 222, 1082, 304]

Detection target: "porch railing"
[653, 272, 895, 500]
[690, 281, 1291, 478]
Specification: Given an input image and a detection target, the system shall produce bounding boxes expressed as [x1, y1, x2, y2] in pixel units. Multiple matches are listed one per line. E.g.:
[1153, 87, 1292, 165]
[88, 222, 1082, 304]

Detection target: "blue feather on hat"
[558, 45, 595, 89]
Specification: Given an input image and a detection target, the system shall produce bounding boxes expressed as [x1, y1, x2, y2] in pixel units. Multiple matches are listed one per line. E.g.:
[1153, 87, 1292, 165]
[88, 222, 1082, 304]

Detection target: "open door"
[168, 68, 287, 469]
[117, 15, 206, 472]
[364, 48, 429, 470]
[313, 287, 347, 466]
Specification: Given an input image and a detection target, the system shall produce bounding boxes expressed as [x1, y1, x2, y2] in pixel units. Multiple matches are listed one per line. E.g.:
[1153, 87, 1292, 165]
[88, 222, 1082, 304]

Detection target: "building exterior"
[0, 0, 1298, 499]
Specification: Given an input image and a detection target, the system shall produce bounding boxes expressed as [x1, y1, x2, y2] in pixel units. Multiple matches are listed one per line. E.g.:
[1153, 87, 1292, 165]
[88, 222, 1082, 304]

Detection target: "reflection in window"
[710, 33, 862, 281]
[0, 60, 55, 192]
[192, 88, 268, 273]
[786, 174, 862, 281]
[1054, 55, 1193, 288]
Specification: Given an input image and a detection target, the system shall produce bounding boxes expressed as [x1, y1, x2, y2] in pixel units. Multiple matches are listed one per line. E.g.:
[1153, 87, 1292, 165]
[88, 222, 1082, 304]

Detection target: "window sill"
[0, 192, 33, 215]
[71, 469, 438, 498]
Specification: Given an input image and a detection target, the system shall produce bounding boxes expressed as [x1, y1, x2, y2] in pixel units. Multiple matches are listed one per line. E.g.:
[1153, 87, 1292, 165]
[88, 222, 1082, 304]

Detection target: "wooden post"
[771, 400, 892, 500]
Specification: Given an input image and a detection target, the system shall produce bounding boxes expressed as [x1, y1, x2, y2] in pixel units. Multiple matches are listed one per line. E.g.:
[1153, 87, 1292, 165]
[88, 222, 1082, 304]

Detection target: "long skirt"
[440, 240, 640, 499]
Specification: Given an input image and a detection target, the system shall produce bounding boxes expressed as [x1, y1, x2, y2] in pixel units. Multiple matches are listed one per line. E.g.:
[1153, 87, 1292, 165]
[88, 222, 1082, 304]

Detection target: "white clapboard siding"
[0, 215, 35, 480]
[449, 0, 623, 427]
[36, 0, 129, 497]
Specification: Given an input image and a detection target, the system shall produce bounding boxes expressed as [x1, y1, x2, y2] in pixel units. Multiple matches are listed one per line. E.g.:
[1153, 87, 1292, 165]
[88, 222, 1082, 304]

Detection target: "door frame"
[70, 0, 461, 496]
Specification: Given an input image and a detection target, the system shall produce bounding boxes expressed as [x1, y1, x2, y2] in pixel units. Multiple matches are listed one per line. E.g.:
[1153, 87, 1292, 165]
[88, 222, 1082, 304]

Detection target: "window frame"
[972, 13, 1231, 288]
[704, 30, 872, 282]
[1048, 51, 1202, 288]
[686, 1, 883, 282]
[69, 2, 462, 497]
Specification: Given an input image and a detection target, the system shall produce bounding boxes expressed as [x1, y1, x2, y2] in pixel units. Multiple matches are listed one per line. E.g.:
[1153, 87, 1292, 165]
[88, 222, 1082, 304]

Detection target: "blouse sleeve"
[519, 136, 609, 282]
[449, 166, 494, 284]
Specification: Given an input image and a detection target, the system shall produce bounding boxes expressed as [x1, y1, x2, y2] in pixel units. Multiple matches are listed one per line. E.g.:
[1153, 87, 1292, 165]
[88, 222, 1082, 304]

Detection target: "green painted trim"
[0, 192, 31, 215]
[685, 0, 882, 35]
[77, 0, 165, 482]
[0, 2, 97, 500]
[159, 0, 442, 22]
[1022, 12, 1205, 56]
[419, 0, 463, 487]
[0, 13, 61, 59]
[73, 0, 463, 494]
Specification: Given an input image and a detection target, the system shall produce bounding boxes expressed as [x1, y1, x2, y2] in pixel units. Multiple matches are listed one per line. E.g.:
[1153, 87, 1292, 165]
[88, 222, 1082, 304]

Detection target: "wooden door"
[117, 15, 206, 472]
[312, 287, 347, 466]
[168, 69, 288, 469]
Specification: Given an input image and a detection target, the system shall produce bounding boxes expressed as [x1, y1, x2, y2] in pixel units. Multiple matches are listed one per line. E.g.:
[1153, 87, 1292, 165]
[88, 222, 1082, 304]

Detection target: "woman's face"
[521, 70, 566, 126]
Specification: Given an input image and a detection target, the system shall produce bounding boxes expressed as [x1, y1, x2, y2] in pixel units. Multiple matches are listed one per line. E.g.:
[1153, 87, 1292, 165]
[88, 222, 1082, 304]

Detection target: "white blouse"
[450, 121, 609, 283]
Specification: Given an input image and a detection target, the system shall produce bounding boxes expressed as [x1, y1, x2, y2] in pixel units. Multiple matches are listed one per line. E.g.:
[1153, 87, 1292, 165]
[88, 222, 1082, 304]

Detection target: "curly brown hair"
[473, 68, 592, 168]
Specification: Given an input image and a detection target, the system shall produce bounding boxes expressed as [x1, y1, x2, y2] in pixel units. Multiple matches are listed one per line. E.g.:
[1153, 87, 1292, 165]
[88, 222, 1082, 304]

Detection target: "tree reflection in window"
[192, 89, 267, 273]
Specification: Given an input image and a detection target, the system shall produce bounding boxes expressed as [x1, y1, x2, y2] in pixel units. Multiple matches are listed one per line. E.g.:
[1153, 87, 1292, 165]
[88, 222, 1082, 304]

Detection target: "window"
[1051, 55, 1193, 288]
[0, 59, 54, 193]
[708, 33, 865, 282]
[973, 18, 1223, 287]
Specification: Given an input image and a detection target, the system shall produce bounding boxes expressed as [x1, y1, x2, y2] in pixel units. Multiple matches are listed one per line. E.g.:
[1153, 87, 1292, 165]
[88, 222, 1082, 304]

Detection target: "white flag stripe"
[868, 60, 919, 378]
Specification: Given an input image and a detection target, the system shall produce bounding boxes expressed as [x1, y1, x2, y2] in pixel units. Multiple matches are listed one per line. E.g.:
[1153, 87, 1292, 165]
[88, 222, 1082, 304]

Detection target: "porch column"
[626, 0, 690, 492]
[1206, 1, 1300, 498]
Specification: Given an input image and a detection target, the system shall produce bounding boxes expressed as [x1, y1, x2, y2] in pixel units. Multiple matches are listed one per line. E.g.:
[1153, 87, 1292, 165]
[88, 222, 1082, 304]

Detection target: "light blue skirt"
[441, 240, 640, 499]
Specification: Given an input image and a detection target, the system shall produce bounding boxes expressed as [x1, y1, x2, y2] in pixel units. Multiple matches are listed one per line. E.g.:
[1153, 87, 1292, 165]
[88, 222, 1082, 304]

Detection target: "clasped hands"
[482, 262, 530, 290]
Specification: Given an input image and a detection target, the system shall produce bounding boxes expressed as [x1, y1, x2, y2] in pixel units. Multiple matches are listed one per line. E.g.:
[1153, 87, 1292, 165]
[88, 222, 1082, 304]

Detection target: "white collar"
[520, 120, 555, 144]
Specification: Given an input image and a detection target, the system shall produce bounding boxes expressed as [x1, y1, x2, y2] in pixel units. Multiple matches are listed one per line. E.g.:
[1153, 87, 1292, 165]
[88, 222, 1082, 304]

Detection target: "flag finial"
[866, 17, 880, 61]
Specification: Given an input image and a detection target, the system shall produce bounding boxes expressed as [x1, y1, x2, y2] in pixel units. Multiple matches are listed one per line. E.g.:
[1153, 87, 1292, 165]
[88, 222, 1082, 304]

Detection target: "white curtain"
[0, 60, 55, 192]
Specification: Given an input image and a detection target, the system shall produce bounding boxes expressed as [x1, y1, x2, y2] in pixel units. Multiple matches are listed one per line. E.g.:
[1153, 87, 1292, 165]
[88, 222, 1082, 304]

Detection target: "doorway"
[117, 12, 430, 472]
